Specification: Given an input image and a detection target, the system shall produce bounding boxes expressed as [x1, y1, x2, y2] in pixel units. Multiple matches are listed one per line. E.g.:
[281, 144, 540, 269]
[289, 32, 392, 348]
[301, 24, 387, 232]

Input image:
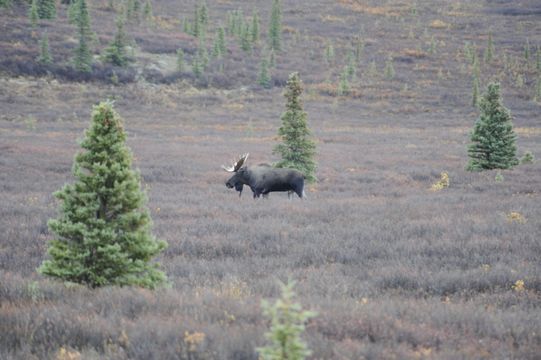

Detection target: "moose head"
[222, 153, 250, 197]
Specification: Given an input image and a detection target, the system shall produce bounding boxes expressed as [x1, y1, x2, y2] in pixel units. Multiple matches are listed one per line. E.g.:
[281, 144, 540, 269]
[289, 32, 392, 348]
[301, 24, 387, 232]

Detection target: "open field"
[1, 0, 541, 359]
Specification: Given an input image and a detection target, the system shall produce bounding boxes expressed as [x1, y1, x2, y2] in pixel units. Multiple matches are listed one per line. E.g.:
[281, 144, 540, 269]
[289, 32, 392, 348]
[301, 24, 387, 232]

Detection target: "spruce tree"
[176, 48, 185, 72]
[269, 0, 282, 51]
[234, 9, 243, 37]
[182, 18, 191, 34]
[198, 1, 208, 28]
[132, 0, 141, 22]
[240, 22, 252, 52]
[211, 36, 221, 58]
[29, 0, 39, 28]
[257, 280, 317, 360]
[103, 16, 130, 67]
[472, 74, 480, 107]
[258, 57, 271, 88]
[384, 56, 395, 79]
[534, 74, 541, 102]
[226, 10, 234, 35]
[466, 83, 519, 171]
[38, 101, 168, 288]
[192, 55, 203, 78]
[217, 26, 226, 55]
[524, 38, 530, 60]
[37, 32, 52, 65]
[346, 51, 356, 81]
[0, 0, 12, 9]
[535, 45, 541, 73]
[338, 68, 349, 96]
[354, 37, 364, 63]
[68, 0, 78, 24]
[484, 31, 494, 63]
[269, 48, 276, 68]
[324, 42, 334, 65]
[192, 5, 200, 38]
[73, 0, 92, 72]
[273, 72, 317, 183]
[37, 0, 56, 20]
[251, 10, 260, 44]
[143, 0, 153, 22]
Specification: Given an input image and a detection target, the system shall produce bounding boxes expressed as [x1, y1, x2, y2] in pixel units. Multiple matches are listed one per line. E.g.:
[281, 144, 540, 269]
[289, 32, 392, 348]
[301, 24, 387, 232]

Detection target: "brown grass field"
[1, 0, 540, 359]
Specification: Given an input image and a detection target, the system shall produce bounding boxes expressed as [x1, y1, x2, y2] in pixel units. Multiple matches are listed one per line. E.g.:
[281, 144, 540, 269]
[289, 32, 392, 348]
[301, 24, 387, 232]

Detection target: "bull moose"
[222, 153, 305, 199]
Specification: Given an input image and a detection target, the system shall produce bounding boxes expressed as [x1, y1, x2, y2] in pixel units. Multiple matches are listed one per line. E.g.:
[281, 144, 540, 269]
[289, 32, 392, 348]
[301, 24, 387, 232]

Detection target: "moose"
[222, 153, 305, 199]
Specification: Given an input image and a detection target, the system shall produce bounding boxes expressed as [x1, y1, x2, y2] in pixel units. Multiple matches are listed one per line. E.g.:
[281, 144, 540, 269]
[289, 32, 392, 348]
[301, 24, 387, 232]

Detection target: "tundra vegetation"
[0, 0, 540, 359]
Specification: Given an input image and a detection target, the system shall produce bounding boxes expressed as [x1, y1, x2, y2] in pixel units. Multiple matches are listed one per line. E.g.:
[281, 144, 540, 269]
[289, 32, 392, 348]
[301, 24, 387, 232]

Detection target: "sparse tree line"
[177, 0, 281, 88]
[28, 0, 148, 74]
[465, 32, 541, 106]
[19, 0, 285, 86]
[4, 0, 540, 98]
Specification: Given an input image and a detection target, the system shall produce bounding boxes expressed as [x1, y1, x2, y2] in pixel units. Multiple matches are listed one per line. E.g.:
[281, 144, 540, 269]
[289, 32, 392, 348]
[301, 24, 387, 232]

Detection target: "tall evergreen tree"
[273, 72, 317, 183]
[38, 101, 168, 288]
[269, 0, 282, 51]
[37, 32, 52, 65]
[103, 16, 130, 67]
[73, 0, 92, 72]
[466, 83, 519, 171]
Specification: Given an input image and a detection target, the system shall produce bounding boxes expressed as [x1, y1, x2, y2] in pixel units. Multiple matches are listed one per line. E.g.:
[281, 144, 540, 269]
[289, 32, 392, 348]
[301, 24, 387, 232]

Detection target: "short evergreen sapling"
[257, 280, 317, 360]
[103, 16, 130, 67]
[37, 32, 52, 65]
[258, 56, 271, 88]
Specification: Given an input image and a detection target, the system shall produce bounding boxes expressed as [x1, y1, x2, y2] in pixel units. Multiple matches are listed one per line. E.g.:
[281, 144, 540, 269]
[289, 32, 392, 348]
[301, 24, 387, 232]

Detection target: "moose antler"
[221, 153, 249, 172]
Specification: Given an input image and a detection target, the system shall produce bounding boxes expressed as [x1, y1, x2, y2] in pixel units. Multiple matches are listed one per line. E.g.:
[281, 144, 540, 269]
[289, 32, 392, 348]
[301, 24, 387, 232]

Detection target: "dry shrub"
[401, 48, 428, 59]
[338, 0, 409, 16]
[430, 19, 449, 29]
